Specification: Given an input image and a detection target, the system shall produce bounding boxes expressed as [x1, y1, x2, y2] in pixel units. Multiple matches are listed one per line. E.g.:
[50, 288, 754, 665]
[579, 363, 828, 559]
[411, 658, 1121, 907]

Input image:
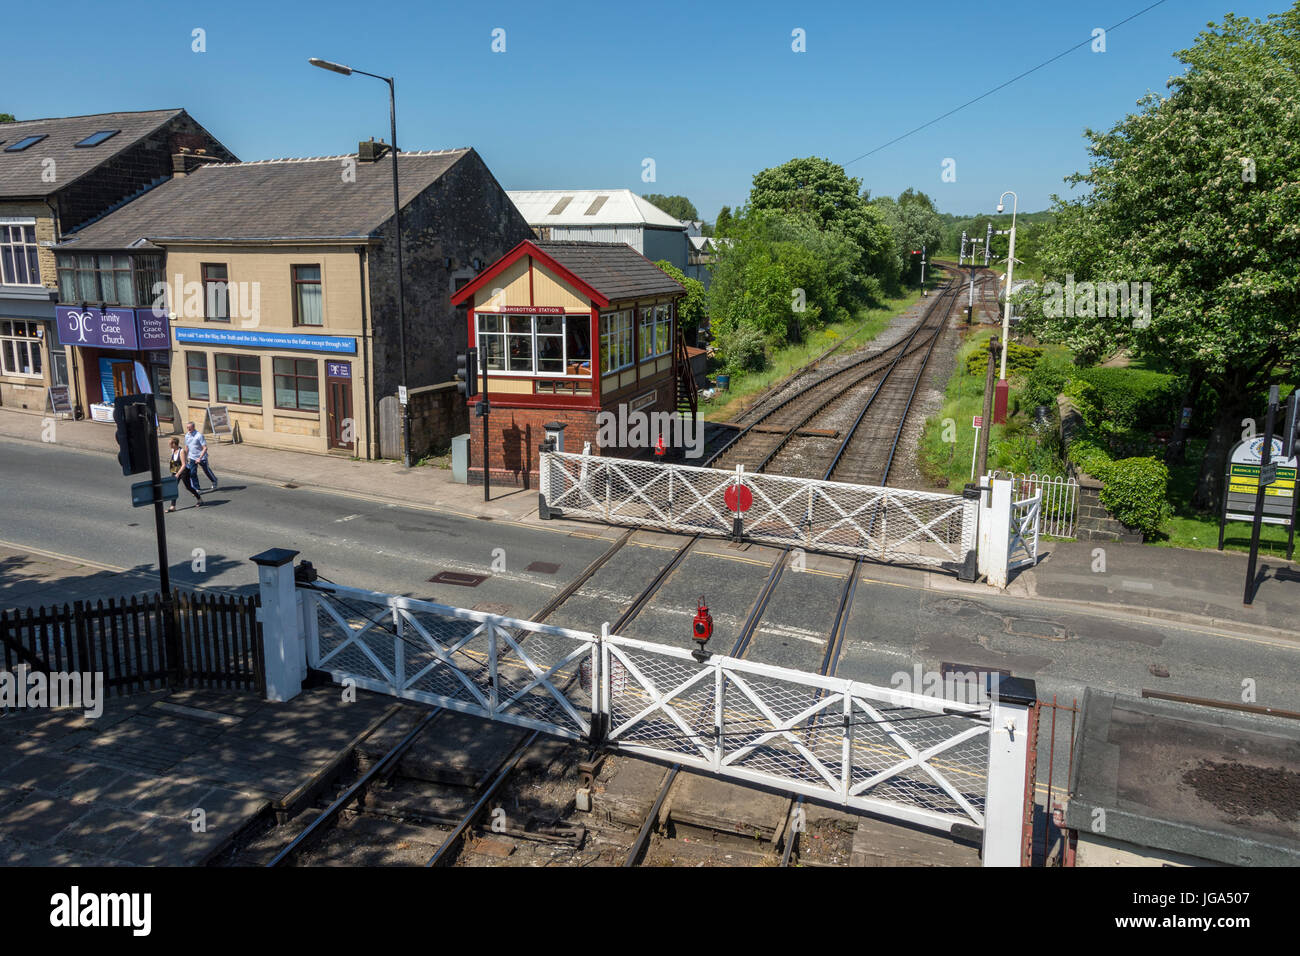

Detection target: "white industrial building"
[507, 189, 690, 272]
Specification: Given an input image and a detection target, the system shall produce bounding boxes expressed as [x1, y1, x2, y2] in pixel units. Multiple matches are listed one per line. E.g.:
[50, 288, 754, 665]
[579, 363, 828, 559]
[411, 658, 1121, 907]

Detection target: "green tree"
[714, 206, 734, 235]
[654, 260, 707, 337]
[0, 113, 15, 123]
[873, 189, 945, 286]
[748, 157, 896, 289]
[642, 194, 699, 221]
[1021, 6, 1300, 510]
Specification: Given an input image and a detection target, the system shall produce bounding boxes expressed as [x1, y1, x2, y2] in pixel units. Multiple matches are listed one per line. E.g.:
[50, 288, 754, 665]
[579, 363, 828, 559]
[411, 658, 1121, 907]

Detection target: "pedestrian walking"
[184, 420, 218, 491]
[167, 438, 202, 511]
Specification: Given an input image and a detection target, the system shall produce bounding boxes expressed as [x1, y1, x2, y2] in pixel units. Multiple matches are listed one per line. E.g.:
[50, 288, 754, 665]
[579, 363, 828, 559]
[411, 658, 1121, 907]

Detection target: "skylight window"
[584, 196, 609, 216]
[4, 135, 47, 152]
[75, 130, 120, 148]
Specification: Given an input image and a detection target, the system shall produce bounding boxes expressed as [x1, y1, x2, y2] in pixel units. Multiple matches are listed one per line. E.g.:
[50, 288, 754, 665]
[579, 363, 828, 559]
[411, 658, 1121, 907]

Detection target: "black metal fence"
[0, 590, 264, 697]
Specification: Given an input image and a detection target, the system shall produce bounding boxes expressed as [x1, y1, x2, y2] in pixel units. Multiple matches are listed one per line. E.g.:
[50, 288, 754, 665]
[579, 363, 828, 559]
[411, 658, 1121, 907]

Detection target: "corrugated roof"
[533, 240, 685, 302]
[57, 149, 472, 250]
[0, 109, 189, 199]
[507, 189, 685, 229]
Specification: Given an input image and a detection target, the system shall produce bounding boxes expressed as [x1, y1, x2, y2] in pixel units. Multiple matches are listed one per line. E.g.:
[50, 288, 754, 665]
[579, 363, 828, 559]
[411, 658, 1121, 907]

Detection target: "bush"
[1062, 378, 1102, 429]
[717, 324, 768, 373]
[1024, 353, 1073, 407]
[965, 340, 1042, 376]
[1096, 456, 1171, 537]
[1075, 367, 1178, 432]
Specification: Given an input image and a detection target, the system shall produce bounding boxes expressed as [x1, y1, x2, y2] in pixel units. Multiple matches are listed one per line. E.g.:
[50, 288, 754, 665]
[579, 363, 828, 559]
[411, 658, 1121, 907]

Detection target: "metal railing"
[542, 451, 978, 569]
[1008, 472, 1077, 539]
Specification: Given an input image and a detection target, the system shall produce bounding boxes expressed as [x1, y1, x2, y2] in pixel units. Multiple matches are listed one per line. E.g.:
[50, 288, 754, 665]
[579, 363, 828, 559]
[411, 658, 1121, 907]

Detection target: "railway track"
[217, 274, 969, 869]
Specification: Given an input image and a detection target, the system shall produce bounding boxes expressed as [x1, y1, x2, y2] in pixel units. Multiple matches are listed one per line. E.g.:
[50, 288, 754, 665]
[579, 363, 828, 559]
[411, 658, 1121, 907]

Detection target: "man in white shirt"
[184, 421, 219, 491]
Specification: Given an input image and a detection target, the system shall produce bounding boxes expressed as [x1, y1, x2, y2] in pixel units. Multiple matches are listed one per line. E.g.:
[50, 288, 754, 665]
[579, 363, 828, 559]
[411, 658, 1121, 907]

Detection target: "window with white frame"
[638, 303, 671, 361]
[601, 309, 633, 374]
[476, 313, 591, 375]
[1, 224, 41, 286]
[0, 319, 43, 378]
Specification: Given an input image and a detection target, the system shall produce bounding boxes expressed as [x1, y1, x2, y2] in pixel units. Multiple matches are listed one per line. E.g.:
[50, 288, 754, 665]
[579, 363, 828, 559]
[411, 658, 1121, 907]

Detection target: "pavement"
[3, 405, 1299, 643]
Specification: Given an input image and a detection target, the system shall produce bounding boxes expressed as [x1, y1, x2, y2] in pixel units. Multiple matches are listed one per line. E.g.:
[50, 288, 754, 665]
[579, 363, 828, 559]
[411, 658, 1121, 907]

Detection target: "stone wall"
[1058, 394, 1144, 543]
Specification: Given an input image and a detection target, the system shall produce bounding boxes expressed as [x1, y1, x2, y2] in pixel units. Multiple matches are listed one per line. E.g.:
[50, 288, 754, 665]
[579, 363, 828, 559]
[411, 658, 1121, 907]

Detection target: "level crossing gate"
[540, 450, 978, 570]
[295, 580, 1011, 842]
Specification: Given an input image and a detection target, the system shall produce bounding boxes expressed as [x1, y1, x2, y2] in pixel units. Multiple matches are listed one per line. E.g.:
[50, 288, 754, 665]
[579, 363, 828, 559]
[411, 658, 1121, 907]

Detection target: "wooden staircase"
[675, 328, 699, 424]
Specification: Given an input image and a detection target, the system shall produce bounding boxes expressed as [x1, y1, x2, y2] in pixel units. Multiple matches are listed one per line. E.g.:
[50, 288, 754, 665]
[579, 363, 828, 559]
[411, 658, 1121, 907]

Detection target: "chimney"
[358, 138, 391, 163]
[173, 147, 222, 177]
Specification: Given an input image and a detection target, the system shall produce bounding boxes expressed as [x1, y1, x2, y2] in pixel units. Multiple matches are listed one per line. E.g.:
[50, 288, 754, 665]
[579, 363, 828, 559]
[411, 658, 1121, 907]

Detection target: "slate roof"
[533, 240, 684, 302]
[57, 149, 472, 250]
[508, 189, 685, 229]
[0, 109, 193, 199]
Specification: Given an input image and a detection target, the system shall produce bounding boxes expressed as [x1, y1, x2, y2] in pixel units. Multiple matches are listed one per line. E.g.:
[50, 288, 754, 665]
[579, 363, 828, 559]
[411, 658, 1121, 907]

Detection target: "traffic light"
[456, 348, 479, 397]
[113, 394, 153, 476]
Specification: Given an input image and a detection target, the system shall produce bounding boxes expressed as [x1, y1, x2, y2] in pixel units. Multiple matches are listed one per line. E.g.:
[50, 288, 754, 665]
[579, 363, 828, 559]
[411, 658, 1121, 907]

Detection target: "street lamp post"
[993, 190, 1018, 425]
[309, 57, 412, 467]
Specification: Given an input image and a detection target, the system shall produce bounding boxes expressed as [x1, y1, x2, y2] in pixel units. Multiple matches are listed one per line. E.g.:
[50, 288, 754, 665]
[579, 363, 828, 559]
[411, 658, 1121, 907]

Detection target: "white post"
[982, 675, 1037, 867]
[251, 548, 305, 702]
[977, 476, 1013, 588]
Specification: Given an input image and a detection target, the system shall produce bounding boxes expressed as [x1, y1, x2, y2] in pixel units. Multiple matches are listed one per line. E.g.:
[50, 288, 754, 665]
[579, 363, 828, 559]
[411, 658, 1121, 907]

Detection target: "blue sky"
[5, 0, 1288, 218]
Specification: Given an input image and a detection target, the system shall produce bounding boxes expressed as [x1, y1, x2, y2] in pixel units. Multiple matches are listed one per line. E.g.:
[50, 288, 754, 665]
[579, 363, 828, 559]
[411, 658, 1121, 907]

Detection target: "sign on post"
[206, 404, 232, 442]
[1220, 435, 1296, 559]
[132, 477, 179, 507]
[398, 385, 409, 406]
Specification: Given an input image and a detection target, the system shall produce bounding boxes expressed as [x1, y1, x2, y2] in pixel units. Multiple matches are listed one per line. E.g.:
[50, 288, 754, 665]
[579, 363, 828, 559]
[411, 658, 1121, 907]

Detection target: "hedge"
[965, 340, 1042, 376]
[1094, 456, 1171, 537]
[1074, 366, 1178, 432]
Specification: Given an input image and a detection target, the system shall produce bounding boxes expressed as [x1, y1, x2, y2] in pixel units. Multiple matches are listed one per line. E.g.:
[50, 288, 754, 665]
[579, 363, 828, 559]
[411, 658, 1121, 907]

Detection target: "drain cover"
[526, 561, 561, 574]
[429, 571, 489, 588]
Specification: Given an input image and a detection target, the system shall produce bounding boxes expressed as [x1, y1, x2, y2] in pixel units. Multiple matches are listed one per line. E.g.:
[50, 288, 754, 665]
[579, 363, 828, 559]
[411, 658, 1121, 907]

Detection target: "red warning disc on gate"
[724, 484, 753, 513]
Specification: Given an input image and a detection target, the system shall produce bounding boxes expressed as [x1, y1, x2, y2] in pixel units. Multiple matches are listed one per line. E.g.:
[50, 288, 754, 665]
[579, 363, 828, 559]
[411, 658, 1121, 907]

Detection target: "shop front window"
[215, 353, 261, 406]
[273, 357, 319, 411]
[186, 351, 209, 401]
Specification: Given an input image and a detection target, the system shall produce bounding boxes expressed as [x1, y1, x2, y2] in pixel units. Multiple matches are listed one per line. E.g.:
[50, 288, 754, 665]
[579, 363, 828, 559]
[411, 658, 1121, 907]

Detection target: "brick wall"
[467, 405, 600, 488]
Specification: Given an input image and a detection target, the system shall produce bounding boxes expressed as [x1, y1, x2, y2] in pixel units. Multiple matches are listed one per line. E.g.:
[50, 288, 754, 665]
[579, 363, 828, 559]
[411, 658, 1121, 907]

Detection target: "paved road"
[4, 439, 1299, 758]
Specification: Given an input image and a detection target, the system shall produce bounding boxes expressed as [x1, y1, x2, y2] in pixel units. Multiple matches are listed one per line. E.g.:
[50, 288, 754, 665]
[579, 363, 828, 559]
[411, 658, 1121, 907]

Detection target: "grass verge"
[703, 286, 927, 423]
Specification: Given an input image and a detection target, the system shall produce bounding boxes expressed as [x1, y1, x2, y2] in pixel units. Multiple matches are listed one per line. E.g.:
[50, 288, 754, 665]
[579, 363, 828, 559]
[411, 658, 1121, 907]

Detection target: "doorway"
[326, 361, 354, 451]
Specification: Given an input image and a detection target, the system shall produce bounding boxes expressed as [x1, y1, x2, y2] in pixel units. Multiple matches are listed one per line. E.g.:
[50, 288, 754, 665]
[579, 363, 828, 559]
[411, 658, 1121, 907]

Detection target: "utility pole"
[976, 336, 1000, 479]
[1244, 386, 1280, 605]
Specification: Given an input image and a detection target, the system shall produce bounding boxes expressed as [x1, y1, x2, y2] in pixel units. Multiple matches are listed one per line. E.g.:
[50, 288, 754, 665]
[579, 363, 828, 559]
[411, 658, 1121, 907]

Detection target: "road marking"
[0, 538, 126, 573]
[335, 513, 362, 523]
[1120, 579, 1154, 591]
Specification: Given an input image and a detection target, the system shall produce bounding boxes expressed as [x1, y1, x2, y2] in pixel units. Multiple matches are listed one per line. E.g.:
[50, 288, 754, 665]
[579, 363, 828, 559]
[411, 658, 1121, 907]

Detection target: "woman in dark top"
[168, 437, 202, 511]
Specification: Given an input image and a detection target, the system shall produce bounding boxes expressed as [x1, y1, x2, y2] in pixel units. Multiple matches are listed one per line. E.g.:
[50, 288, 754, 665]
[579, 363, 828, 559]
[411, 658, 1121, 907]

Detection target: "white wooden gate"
[541, 451, 977, 570]
[1008, 492, 1041, 571]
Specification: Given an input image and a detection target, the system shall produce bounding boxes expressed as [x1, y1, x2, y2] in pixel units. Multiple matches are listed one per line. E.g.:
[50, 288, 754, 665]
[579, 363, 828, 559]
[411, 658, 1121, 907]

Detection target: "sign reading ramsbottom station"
[175, 327, 357, 355]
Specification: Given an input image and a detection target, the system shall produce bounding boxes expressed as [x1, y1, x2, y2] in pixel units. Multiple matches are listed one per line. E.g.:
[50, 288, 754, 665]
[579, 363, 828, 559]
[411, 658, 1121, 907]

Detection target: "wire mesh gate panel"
[542, 451, 977, 569]
[603, 635, 991, 833]
[303, 584, 597, 740]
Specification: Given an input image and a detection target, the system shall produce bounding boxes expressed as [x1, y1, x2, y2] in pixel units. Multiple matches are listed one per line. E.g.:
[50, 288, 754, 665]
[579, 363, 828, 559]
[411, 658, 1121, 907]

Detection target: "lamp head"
[996, 203, 1004, 214]
[309, 58, 352, 76]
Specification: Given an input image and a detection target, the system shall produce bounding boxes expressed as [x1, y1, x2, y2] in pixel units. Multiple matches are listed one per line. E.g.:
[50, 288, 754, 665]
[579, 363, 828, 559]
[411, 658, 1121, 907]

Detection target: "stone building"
[0, 109, 234, 416]
[56, 143, 532, 458]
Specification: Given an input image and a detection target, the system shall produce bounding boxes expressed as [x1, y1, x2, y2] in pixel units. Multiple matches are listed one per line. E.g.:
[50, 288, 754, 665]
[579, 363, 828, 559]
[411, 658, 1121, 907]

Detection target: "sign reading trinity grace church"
[54, 306, 170, 351]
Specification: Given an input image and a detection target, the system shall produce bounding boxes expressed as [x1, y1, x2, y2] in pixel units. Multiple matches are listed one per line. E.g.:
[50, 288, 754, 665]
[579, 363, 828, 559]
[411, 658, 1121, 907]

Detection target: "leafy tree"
[642, 194, 699, 221]
[654, 260, 707, 337]
[714, 206, 735, 235]
[748, 157, 896, 288]
[0, 113, 15, 123]
[873, 189, 945, 286]
[1021, 6, 1300, 510]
